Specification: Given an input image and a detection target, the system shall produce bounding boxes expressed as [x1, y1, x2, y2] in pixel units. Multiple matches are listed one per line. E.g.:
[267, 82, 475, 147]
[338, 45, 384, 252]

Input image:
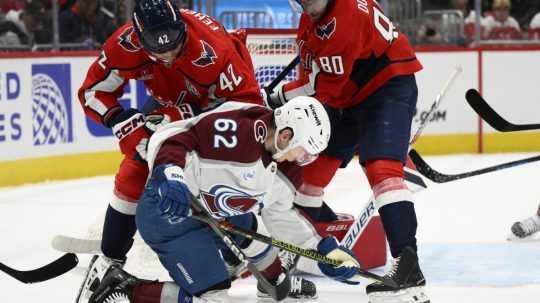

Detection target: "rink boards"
[1, 47, 540, 186]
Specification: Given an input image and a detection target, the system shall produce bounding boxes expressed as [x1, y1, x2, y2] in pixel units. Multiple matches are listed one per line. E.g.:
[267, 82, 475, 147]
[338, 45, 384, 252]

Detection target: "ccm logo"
[114, 114, 145, 139]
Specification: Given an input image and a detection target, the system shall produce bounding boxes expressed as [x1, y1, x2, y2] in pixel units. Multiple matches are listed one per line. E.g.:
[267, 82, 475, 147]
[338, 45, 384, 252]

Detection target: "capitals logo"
[118, 26, 141, 52]
[192, 40, 217, 67]
[316, 17, 336, 40]
[200, 184, 264, 218]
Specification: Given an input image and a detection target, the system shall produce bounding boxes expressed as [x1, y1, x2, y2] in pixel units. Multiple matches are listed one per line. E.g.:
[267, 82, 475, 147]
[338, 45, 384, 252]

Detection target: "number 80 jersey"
[282, 0, 423, 109]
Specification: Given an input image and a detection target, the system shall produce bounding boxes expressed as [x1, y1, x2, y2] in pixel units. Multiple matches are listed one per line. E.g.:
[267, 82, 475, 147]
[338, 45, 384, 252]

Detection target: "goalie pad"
[298, 212, 387, 270]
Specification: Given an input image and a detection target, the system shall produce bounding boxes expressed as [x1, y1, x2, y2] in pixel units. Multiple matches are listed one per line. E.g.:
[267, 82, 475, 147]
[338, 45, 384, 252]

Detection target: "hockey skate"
[366, 247, 429, 303]
[510, 214, 540, 239]
[76, 255, 125, 303]
[257, 273, 317, 300]
[88, 264, 139, 303]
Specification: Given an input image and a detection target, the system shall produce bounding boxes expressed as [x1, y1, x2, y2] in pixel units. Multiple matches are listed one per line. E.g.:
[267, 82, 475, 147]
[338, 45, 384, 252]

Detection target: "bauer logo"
[31, 64, 73, 146]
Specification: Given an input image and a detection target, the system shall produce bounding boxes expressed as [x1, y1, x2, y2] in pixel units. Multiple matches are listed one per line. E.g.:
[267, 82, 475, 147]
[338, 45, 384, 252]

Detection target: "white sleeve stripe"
[283, 83, 314, 100]
[110, 195, 138, 215]
[83, 69, 124, 116]
[374, 189, 413, 209]
[84, 90, 109, 115]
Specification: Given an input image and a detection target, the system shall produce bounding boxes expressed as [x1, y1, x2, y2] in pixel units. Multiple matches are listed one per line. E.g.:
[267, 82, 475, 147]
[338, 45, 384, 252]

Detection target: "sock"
[101, 205, 136, 260]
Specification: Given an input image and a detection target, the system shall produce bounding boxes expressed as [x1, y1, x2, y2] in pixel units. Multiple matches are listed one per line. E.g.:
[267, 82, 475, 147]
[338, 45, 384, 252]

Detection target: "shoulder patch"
[316, 17, 337, 40]
[191, 40, 218, 67]
[117, 26, 141, 52]
[253, 119, 267, 144]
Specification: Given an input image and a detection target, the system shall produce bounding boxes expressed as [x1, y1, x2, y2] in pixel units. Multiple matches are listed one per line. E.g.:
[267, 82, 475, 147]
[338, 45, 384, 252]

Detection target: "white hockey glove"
[260, 87, 286, 109]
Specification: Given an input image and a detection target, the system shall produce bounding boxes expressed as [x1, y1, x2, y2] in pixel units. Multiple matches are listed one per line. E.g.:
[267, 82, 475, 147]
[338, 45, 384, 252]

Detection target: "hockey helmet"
[133, 0, 187, 54]
[273, 96, 331, 165]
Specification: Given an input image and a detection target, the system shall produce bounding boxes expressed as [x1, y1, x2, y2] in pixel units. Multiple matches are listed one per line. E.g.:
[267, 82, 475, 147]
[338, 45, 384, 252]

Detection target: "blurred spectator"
[484, 0, 522, 40]
[451, 0, 488, 43]
[529, 12, 540, 40]
[417, 0, 475, 46]
[0, 0, 45, 47]
[0, 0, 26, 14]
[59, 0, 117, 48]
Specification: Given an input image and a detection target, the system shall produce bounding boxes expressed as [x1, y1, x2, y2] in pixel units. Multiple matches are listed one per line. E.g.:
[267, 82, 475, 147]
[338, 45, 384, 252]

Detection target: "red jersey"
[282, 0, 422, 108]
[78, 9, 262, 126]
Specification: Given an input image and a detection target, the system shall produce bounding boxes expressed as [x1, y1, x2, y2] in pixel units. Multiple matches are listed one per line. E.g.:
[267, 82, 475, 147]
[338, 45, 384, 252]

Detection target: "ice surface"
[1, 153, 540, 302]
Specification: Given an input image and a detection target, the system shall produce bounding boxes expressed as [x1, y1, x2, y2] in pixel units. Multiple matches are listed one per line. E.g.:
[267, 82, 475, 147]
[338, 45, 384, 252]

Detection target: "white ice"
[1, 153, 540, 302]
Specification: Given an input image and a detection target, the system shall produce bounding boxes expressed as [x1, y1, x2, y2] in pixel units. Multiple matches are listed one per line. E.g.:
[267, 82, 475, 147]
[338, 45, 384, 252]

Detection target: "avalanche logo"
[253, 119, 267, 143]
[118, 26, 141, 52]
[31, 64, 73, 146]
[192, 40, 217, 67]
[200, 184, 264, 218]
[316, 17, 336, 40]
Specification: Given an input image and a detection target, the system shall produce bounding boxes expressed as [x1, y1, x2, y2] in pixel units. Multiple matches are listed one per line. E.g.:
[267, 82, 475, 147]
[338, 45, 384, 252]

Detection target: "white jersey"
[147, 102, 321, 250]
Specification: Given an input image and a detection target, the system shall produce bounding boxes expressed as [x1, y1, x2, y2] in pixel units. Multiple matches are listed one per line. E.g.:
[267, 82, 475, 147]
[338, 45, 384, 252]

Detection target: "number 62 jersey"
[282, 0, 423, 109]
[146, 102, 303, 219]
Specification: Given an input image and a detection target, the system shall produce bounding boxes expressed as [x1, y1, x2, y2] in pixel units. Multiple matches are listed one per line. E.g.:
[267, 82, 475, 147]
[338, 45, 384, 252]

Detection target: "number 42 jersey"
[283, 0, 423, 108]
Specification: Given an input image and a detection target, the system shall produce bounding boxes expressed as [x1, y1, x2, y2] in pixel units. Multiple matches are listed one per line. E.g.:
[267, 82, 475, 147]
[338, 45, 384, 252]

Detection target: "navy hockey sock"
[379, 201, 418, 258]
[101, 205, 136, 260]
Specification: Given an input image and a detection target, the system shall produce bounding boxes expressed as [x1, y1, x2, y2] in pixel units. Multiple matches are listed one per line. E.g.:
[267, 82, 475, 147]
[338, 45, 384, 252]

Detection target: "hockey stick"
[0, 253, 78, 284]
[408, 148, 540, 183]
[264, 56, 300, 94]
[190, 199, 288, 301]
[466, 89, 540, 132]
[190, 211, 398, 288]
[340, 66, 462, 249]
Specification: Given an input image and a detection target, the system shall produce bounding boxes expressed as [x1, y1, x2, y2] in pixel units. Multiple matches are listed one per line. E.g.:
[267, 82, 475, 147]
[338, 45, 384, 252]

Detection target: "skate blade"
[368, 286, 429, 303]
[506, 233, 540, 242]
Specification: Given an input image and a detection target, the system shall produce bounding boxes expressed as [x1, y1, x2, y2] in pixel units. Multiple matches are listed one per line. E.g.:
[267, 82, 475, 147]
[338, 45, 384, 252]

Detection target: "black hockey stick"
[191, 211, 398, 288]
[190, 199, 288, 301]
[408, 149, 540, 183]
[264, 55, 300, 94]
[0, 253, 78, 284]
[466, 89, 540, 132]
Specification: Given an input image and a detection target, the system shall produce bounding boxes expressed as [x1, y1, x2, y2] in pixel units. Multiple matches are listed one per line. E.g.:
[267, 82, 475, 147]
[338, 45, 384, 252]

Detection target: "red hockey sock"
[133, 282, 164, 303]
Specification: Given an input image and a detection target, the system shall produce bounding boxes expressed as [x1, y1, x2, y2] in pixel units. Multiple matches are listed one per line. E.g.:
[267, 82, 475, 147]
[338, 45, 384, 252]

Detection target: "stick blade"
[465, 89, 512, 132]
[0, 253, 78, 284]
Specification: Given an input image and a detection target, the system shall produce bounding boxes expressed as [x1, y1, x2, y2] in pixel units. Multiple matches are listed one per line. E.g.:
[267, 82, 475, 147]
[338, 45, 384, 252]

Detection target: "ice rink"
[1, 152, 540, 302]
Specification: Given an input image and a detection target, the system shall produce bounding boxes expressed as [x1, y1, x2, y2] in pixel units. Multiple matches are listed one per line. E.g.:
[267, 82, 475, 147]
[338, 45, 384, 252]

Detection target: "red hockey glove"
[109, 109, 152, 163]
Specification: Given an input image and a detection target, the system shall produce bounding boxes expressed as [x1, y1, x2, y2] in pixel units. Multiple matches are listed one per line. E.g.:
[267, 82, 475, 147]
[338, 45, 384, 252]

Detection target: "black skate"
[89, 265, 140, 303]
[366, 246, 429, 303]
[279, 250, 300, 273]
[257, 274, 317, 300]
[76, 255, 125, 303]
[511, 215, 540, 238]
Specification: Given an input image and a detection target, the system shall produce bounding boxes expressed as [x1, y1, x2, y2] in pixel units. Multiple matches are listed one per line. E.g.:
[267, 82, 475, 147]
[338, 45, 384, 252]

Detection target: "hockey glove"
[317, 236, 361, 285]
[260, 87, 286, 109]
[109, 109, 152, 163]
[294, 201, 338, 222]
[145, 103, 202, 131]
[153, 164, 192, 220]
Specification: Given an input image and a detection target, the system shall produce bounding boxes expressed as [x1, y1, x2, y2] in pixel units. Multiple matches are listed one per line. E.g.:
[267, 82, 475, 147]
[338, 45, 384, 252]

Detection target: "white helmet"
[273, 96, 331, 163]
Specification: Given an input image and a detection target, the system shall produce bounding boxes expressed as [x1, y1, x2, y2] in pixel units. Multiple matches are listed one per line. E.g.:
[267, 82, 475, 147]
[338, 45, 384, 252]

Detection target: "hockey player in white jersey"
[86, 97, 362, 303]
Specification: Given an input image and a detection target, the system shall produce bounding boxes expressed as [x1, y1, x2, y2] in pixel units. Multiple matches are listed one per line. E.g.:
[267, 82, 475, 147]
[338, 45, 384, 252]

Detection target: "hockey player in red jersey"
[86, 97, 362, 303]
[75, 1, 267, 302]
[266, 0, 429, 302]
